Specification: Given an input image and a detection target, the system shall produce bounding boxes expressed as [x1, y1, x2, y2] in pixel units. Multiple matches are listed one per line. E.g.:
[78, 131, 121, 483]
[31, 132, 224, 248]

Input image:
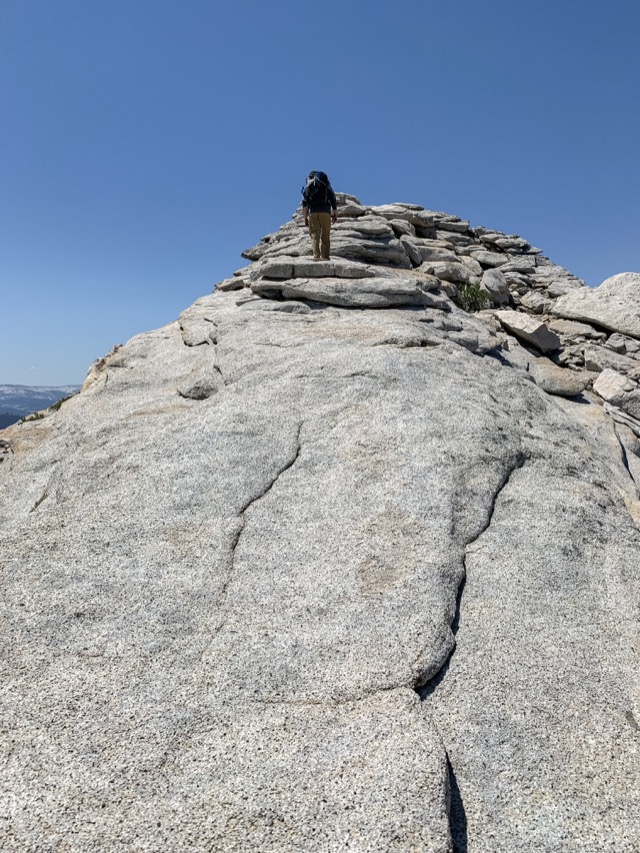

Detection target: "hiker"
[301, 171, 338, 260]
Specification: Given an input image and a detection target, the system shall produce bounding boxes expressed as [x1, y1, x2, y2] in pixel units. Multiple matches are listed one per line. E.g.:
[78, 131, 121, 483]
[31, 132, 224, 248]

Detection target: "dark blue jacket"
[302, 181, 337, 214]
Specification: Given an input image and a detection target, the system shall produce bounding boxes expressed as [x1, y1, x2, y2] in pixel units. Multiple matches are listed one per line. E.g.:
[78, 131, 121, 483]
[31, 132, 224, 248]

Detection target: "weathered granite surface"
[553, 272, 640, 338]
[496, 310, 561, 353]
[1, 195, 639, 852]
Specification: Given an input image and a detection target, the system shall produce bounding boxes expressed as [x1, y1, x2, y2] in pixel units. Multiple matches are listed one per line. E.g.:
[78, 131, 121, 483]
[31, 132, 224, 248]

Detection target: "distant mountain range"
[0, 384, 80, 428]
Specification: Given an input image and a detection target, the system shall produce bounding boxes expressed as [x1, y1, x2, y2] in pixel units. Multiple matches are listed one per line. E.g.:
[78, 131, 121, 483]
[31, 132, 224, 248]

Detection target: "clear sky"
[2, 0, 639, 385]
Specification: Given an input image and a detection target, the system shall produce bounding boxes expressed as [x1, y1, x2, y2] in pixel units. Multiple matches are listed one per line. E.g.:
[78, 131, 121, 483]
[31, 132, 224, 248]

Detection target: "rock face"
[553, 272, 640, 338]
[1, 195, 640, 852]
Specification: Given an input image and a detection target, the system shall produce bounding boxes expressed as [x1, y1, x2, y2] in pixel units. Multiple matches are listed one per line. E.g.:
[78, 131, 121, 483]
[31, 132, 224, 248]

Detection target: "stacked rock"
[215, 193, 640, 444]
[237, 193, 585, 307]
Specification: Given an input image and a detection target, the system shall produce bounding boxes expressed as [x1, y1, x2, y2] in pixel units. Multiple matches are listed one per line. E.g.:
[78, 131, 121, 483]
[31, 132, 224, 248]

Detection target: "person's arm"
[302, 202, 309, 227]
[329, 188, 338, 223]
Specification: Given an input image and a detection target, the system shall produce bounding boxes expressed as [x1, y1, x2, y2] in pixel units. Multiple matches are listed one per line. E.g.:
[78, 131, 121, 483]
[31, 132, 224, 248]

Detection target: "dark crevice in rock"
[447, 754, 468, 853]
[177, 387, 215, 401]
[373, 338, 444, 350]
[212, 423, 304, 637]
[626, 710, 639, 731]
[238, 422, 303, 518]
[415, 453, 525, 851]
[614, 424, 638, 488]
[477, 451, 527, 542]
[417, 577, 465, 701]
[30, 490, 49, 513]
[419, 451, 526, 700]
[213, 365, 226, 387]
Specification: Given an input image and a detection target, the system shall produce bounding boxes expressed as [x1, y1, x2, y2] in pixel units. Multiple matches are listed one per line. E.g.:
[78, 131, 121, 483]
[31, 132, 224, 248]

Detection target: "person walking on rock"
[302, 171, 338, 260]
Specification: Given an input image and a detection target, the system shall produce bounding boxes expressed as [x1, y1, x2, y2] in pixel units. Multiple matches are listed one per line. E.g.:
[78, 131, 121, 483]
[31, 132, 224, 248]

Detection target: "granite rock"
[548, 318, 607, 342]
[593, 368, 640, 419]
[466, 248, 509, 267]
[481, 268, 510, 307]
[496, 310, 561, 353]
[583, 344, 640, 375]
[553, 272, 640, 338]
[250, 273, 450, 310]
[520, 290, 554, 315]
[1, 196, 639, 853]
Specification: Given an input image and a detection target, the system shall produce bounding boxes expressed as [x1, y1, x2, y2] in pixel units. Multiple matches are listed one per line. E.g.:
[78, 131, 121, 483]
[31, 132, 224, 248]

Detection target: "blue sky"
[2, 0, 639, 385]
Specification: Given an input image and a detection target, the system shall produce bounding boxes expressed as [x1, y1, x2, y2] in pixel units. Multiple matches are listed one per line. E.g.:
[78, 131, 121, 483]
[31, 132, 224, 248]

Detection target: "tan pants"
[308, 212, 332, 259]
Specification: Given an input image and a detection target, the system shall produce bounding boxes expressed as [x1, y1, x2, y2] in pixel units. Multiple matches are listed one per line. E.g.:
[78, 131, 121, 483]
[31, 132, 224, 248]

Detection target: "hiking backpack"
[303, 171, 331, 205]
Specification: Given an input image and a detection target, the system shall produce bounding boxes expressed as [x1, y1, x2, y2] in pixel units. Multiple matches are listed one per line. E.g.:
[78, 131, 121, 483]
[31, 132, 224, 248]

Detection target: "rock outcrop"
[553, 272, 640, 338]
[1, 194, 639, 852]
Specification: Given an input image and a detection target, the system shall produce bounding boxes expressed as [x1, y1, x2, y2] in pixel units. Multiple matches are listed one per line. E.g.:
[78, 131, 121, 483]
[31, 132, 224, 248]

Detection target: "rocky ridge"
[230, 193, 640, 440]
[1, 194, 639, 852]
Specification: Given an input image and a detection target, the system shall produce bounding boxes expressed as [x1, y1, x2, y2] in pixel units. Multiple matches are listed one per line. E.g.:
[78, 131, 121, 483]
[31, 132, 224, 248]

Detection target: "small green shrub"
[458, 282, 489, 313]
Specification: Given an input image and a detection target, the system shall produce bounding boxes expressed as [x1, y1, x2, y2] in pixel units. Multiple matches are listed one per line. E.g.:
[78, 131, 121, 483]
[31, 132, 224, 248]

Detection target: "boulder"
[388, 218, 416, 237]
[333, 217, 395, 238]
[216, 276, 246, 292]
[369, 203, 429, 224]
[434, 230, 474, 247]
[434, 217, 470, 233]
[253, 256, 376, 281]
[583, 345, 640, 375]
[458, 256, 483, 277]
[606, 333, 640, 355]
[331, 237, 410, 267]
[399, 236, 423, 267]
[496, 311, 561, 353]
[503, 271, 534, 292]
[501, 256, 537, 273]
[528, 360, 592, 397]
[481, 268, 510, 307]
[548, 318, 607, 342]
[416, 245, 459, 264]
[593, 368, 640, 419]
[467, 249, 509, 267]
[478, 231, 530, 252]
[553, 273, 640, 339]
[546, 278, 585, 298]
[520, 290, 554, 315]
[250, 274, 450, 310]
[498, 338, 593, 397]
[423, 261, 477, 285]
